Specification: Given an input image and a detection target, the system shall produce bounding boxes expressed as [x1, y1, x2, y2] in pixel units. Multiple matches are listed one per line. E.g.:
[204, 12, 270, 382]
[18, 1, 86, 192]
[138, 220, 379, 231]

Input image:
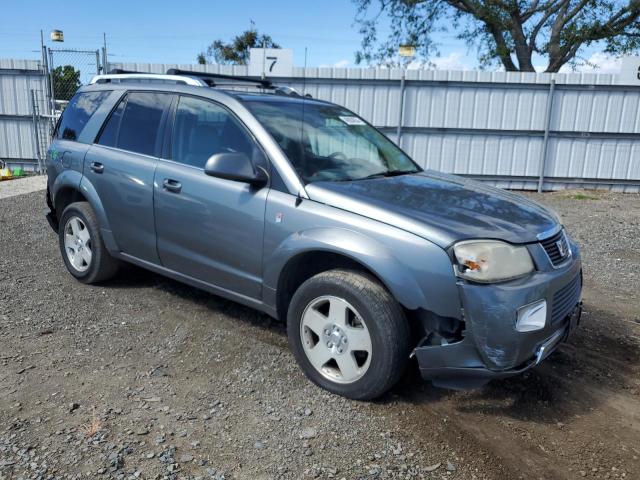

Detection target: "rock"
[180, 453, 194, 463]
[304, 408, 312, 416]
[107, 452, 123, 471]
[159, 447, 176, 463]
[299, 427, 317, 439]
[446, 461, 456, 472]
[68, 403, 80, 413]
[424, 463, 441, 472]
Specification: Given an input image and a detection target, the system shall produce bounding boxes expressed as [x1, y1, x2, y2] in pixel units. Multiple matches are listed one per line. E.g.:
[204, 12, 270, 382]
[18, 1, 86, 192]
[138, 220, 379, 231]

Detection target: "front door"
[154, 95, 268, 300]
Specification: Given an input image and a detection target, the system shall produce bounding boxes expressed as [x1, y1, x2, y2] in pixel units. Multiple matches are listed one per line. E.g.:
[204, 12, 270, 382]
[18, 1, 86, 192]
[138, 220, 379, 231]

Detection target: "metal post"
[30, 90, 43, 174]
[47, 48, 56, 115]
[261, 40, 267, 80]
[95, 49, 101, 75]
[538, 79, 556, 193]
[40, 30, 46, 70]
[103, 33, 108, 73]
[396, 70, 406, 145]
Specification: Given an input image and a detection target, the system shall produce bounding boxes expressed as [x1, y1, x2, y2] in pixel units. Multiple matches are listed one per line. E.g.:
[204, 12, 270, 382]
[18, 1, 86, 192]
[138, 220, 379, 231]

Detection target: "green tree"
[52, 65, 81, 101]
[354, 0, 640, 72]
[198, 22, 280, 65]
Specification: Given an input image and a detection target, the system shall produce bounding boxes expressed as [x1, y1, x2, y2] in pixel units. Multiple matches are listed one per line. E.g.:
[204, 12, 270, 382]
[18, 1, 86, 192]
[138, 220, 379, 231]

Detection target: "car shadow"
[101, 264, 287, 334]
[387, 304, 640, 424]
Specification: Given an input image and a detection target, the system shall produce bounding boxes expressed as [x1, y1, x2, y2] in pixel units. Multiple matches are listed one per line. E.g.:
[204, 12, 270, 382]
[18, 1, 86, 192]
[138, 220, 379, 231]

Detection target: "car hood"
[304, 170, 559, 248]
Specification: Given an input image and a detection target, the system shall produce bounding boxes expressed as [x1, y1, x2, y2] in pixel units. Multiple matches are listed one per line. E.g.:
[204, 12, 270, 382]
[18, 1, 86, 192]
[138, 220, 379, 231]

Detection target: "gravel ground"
[0, 188, 639, 480]
[0, 176, 46, 200]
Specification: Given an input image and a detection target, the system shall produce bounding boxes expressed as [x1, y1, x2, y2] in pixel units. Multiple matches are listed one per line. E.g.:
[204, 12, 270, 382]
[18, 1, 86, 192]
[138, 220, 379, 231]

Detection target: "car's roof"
[227, 91, 332, 107]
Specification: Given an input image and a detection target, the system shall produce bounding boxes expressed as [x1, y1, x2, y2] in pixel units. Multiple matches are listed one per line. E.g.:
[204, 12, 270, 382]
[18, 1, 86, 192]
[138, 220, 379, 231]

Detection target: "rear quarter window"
[55, 91, 111, 141]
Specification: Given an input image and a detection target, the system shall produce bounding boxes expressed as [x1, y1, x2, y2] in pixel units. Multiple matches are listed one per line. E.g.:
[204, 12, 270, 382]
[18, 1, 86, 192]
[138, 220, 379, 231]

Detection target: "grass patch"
[565, 193, 599, 200]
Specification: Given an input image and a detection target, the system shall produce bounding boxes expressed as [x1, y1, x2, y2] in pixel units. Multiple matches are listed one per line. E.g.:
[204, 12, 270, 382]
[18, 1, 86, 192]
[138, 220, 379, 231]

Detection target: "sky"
[0, 0, 624, 73]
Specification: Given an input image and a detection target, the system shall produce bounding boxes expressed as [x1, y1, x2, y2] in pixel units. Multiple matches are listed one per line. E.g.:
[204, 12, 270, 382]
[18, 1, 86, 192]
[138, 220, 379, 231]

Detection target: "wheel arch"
[266, 228, 429, 322]
[51, 173, 119, 253]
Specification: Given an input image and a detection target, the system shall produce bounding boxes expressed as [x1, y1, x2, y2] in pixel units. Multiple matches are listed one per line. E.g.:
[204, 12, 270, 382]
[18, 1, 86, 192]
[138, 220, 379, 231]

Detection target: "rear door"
[48, 90, 111, 187]
[85, 91, 173, 263]
[153, 95, 269, 299]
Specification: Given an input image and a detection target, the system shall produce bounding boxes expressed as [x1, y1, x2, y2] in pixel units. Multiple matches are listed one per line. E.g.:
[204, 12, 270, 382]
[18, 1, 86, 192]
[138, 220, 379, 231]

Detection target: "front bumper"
[416, 242, 582, 389]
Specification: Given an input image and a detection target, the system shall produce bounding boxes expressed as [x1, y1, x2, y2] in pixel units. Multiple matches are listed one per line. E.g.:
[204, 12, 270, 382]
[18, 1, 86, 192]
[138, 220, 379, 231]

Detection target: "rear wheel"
[58, 202, 120, 284]
[287, 269, 411, 400]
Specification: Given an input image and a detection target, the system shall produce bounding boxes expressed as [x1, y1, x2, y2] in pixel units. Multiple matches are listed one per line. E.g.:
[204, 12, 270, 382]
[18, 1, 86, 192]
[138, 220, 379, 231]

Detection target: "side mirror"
[204, 152, 268, 186]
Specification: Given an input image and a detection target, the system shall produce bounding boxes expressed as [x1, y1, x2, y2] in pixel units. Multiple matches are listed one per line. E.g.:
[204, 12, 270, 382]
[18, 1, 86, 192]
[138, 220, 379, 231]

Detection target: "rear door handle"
[163, 178, 182, 193]
[90, 161, 104, 174]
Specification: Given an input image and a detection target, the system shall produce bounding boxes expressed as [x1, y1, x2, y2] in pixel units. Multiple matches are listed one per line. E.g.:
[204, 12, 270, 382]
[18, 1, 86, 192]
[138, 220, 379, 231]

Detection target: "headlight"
[453, 240, 534, 283]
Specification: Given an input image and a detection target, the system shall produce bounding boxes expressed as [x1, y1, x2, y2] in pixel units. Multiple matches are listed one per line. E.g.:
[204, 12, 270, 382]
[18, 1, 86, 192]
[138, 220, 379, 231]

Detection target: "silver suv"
[46, 70, 582, 400]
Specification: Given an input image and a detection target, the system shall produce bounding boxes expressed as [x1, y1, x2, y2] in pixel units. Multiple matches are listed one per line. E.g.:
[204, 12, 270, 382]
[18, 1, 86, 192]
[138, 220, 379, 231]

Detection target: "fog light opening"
[516, 300, 547, 332]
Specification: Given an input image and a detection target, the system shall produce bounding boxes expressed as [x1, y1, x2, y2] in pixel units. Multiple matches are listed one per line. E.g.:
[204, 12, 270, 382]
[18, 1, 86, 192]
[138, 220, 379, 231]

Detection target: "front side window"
[56, 90, 110, 141]
[171, 96, 254, 168]
[97, 92, 172, 157]
[244, 99, 420, 183]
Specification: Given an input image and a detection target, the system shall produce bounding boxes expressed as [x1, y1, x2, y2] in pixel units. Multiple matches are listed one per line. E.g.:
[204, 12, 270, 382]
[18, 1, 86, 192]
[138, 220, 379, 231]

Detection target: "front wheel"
[287, 269, 411, 400]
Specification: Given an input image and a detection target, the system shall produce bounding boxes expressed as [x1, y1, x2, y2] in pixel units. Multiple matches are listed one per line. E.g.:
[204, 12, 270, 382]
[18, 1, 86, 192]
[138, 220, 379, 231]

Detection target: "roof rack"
[166, 68, 273, 88]
[90, 72, 207, 87]
[88, 69, 311, 97]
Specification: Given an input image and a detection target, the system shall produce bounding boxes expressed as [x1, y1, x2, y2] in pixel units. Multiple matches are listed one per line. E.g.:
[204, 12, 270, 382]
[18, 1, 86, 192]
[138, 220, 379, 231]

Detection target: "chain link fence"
[47, 48, 101, 107]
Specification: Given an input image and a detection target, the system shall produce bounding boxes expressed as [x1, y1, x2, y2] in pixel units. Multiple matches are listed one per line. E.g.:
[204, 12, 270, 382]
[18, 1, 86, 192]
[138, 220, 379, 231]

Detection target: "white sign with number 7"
[248, 48, 294, 78]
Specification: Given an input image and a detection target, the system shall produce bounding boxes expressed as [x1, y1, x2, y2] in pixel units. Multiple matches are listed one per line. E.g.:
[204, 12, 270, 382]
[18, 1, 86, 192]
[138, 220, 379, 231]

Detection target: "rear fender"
[50, 169, 82, 210]
[78, 176, 119, 252]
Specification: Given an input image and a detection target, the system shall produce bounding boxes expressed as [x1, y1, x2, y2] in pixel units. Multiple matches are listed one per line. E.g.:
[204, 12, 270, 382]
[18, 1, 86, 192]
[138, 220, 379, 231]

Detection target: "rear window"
[55, 91, 110, 141]
[97, 92, 172, 157]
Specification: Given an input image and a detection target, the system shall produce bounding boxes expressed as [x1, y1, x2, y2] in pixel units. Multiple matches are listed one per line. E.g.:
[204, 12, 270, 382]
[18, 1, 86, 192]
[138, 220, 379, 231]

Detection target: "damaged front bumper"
[416, 244, 582, 390]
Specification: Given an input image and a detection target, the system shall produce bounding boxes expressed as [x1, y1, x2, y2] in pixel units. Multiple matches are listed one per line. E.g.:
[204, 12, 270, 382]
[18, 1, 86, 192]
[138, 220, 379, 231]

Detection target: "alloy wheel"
[63, 216, 92, 272]
[300, 295, 372, 384]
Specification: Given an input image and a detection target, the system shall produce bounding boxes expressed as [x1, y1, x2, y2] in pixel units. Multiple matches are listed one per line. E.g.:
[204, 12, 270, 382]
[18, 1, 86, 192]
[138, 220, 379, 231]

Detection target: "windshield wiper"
[354, 169, 420, 181]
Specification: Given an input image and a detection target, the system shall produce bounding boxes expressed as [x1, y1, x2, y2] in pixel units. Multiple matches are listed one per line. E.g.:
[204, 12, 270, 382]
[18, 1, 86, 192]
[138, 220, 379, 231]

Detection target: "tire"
[58, 202, 120, 284]
[287, 269, 411, 400]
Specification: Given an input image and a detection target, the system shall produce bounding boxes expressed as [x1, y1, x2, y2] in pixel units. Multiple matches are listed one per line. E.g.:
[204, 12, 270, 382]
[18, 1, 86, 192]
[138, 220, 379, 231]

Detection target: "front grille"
[551, 273, 581, 324]
[540, 230, 570, 266]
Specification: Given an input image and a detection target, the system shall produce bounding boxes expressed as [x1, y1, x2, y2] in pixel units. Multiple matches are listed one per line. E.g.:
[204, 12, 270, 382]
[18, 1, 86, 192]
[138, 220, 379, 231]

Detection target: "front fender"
[265, 227, 432, 311]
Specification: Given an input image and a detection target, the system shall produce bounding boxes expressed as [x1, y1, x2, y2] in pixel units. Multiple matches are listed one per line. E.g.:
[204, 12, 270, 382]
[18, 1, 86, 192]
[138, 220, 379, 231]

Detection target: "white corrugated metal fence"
[2, 56, 638, 191]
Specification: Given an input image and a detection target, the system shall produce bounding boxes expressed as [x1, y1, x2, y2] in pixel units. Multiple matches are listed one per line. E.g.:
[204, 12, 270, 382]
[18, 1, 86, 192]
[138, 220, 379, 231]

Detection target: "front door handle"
[163, 178, 182, 193]
[90, 161, 104, 174]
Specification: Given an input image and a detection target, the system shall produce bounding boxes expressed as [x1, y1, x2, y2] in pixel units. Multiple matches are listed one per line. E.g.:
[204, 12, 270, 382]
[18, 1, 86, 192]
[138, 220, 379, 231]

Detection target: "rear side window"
[97, 92, 172, 157]
[56, 91, 110, 141]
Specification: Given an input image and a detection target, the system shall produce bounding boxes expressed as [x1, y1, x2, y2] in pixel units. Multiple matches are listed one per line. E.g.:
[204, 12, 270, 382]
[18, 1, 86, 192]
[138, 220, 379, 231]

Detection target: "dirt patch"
[1, 190, 639, 479]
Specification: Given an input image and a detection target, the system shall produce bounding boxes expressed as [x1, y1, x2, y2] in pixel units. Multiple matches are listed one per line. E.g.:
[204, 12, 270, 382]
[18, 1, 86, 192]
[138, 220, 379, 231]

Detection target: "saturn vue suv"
[45, 70, 583, 400]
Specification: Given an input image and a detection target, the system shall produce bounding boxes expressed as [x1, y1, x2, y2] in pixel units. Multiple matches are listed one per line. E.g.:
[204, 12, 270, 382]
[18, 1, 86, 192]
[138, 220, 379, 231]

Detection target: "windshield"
[244, 99, 421, 183]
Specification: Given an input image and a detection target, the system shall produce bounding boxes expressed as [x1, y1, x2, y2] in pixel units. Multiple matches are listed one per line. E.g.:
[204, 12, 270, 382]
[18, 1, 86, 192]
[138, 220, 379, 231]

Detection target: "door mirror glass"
[204, 152, 267, 186]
